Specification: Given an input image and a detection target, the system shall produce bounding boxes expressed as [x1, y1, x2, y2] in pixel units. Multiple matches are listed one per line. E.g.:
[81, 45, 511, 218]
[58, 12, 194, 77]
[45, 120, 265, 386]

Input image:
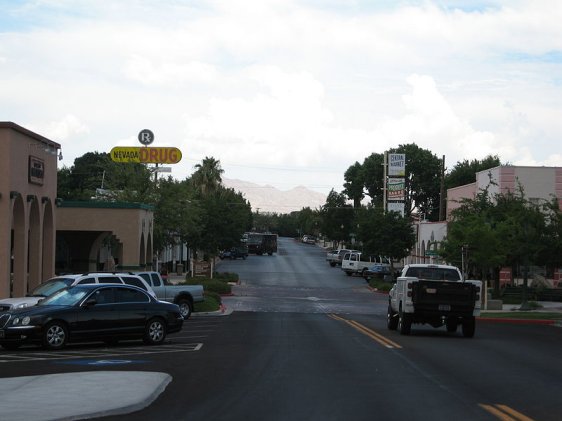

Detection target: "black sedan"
[0, 284, 183, 350]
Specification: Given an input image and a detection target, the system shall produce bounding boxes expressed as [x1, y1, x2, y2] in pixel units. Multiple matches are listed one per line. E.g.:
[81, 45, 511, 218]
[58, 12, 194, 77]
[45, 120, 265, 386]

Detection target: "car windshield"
[39, 287, 89, 306]
[29, 278, 74, 297]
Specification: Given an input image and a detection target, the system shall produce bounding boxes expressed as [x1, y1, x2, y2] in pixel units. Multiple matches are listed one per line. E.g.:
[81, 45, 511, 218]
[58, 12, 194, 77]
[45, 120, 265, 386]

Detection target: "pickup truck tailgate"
[412, 281, 477, 314]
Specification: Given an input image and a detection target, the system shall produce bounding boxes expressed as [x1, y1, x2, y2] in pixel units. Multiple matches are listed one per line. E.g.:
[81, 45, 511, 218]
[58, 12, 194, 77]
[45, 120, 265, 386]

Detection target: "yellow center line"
[328, 314, 402, 349]
[495, 405, 535, 421]
[479, 404, 535, 421]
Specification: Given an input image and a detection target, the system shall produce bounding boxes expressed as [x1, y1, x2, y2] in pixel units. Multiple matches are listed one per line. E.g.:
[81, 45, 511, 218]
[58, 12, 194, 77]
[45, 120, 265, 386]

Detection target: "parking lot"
[0, 316, 221, 365]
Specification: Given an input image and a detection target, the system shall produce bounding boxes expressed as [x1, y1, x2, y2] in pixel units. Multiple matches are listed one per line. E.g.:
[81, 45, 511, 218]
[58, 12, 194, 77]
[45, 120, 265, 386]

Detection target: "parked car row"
[0, 270, 206, 351]
[0, 283, 183, 350]
[301, 235, 316, 244]
[326, 249, 399, 281]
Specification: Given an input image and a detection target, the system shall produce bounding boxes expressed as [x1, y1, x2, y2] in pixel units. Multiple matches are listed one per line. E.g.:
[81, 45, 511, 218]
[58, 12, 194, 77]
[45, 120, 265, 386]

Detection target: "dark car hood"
[6, 305, 71, 318]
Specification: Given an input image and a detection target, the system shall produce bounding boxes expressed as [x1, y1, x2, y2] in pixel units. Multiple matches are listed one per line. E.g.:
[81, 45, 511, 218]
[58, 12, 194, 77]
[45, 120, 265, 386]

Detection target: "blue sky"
[0, 0, 561, 197]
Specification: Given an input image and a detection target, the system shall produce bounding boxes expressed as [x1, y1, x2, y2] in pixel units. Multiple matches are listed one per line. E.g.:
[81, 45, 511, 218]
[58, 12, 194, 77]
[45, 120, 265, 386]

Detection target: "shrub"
[194, 293, 221, 313]
[183, 278, 232, 295]
[213, 272, 239, 282]
[369, 279, 393, 292]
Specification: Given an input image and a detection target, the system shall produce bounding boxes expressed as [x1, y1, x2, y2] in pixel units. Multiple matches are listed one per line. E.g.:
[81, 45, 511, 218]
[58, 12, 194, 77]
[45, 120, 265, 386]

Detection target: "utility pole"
[383, 151, 388, 214]
[439, 155, 445, 221]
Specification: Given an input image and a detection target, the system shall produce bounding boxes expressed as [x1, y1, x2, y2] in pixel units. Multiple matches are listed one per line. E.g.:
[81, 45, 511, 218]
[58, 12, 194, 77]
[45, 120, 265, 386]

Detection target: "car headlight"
[11, 316, 31, 326]
[16, 303, 28, 309]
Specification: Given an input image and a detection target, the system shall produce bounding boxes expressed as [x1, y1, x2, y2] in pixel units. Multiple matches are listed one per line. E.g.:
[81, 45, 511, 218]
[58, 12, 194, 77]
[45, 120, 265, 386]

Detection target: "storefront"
[0, 122, 60, 297]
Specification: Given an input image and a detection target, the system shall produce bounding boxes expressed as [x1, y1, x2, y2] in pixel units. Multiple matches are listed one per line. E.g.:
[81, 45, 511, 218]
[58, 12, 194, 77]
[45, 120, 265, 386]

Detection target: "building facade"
[0, 122, 61, 297]
[447, 165, 562, 218]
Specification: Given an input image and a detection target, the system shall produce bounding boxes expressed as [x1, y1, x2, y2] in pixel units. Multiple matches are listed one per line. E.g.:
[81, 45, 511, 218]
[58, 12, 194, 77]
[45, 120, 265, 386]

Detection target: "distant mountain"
[223, 178, 327, 213]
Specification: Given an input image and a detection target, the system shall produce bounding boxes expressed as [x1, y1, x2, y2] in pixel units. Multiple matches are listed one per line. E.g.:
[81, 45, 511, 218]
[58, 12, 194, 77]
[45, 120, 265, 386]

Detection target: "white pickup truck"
[134, 271, 204, 319]
[387, 264, 482, 337]
[341, 252, 392, 277]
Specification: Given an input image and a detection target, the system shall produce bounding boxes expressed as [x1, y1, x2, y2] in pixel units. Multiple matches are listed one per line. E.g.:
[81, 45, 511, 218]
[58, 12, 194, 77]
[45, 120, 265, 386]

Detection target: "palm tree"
[192, 157, 224, 196]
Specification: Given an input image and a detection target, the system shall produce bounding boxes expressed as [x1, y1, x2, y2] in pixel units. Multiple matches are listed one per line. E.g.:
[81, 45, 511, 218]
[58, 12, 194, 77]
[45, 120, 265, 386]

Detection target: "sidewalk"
[0, 371, 171, 421]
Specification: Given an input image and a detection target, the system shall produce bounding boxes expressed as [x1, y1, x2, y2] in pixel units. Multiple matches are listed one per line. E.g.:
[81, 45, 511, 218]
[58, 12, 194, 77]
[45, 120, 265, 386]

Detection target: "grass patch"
[480, 312, 562, 320]
[368, 279, 393, 292]
[194, 292, 221, 313]
[183, 272, 238, 295]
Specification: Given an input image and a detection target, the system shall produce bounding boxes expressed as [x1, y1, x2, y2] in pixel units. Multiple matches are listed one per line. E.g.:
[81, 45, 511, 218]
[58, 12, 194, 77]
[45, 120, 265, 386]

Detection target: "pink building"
[447, 165, 562, 219]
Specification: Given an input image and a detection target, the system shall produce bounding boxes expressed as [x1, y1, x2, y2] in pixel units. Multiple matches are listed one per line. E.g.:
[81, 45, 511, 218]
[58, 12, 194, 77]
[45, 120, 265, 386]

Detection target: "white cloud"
[43, 115, 89, 141]
[0, 0, 561, 193]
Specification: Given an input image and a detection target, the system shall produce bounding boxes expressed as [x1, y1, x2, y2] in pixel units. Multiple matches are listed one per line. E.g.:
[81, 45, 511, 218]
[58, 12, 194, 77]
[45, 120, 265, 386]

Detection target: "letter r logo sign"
[138, 129, 155, 145]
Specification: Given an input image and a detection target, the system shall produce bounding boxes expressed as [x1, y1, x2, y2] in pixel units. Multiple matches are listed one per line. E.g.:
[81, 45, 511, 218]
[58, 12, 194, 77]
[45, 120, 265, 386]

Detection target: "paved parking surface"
[0, 316, 221, 364]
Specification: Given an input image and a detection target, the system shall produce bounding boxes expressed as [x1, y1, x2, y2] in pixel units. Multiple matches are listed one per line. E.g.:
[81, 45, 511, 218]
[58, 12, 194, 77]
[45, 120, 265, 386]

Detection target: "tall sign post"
[386, 153, 406, 217]
[109, 130, 184, 273]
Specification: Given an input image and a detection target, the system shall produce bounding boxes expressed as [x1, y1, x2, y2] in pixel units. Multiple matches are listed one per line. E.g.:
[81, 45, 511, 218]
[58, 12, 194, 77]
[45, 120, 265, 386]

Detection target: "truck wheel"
[345, 271, 352, 276]
[398, 308, 412, 335]
[387, 305, 398, 330]
[177, 299, 193, 319]
[446, 318, 458, 333]
[329, 262, 336, 267]
[462, 317, 476, 338]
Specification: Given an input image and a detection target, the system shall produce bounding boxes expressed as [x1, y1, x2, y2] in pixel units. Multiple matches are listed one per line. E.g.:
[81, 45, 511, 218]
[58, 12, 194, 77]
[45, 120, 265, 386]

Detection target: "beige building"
[56, 201, 154, 273]
[0, 122, 60, 298]
[1, 122, 154, 299]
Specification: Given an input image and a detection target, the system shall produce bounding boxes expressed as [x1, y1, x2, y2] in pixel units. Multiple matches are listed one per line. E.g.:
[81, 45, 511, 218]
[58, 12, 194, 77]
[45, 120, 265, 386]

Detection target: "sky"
[1, 0, 561, 196]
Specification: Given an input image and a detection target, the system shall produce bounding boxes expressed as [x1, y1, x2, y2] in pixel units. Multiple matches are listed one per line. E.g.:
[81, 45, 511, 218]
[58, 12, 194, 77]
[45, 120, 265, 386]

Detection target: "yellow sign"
[110, 147, 182, 164]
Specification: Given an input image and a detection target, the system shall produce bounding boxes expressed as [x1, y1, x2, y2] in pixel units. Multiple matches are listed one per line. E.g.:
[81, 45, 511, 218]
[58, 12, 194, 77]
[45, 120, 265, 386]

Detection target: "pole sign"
[138, 129, 155, 146]
[387, 178, 405, 200]
[387, 201, 405, 217]
[388, 153, 405, 176]
[110, 147, 182, 164]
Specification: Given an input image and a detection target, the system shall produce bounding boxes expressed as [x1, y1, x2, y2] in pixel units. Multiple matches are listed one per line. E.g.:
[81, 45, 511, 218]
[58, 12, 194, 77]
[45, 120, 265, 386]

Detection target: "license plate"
[439, 304, 451, 311]
[0, 330, 4, 338]
[426, 288, 437, 294]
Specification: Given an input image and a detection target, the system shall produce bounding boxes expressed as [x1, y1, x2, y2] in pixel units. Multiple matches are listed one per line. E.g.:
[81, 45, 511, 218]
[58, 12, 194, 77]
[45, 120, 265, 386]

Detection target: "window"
[121, 276, 148, 291]
[150, 273, 161, 287]
[116, 288, 149, 303]
[98, 276, 122, 284]
[92, 288, 116, 304]
[77, 277, 95, 285]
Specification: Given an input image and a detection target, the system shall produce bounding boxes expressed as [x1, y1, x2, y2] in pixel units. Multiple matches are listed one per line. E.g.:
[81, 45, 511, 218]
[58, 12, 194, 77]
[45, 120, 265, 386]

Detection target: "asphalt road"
[1, 237, 561, 421]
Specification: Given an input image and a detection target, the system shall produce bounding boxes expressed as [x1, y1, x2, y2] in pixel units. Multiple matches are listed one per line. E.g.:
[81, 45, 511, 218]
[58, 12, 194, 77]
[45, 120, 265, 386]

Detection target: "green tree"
[343, 162, 364, 208]
[57, 152, 153, 202]
[357, 207, 415, 274]
[320, 189, 353, 246]
[152, 177, 202, 254]
[191, 156, 224, 196]
[445, 155, 501, 190]
[362, 153, 384, 206]
[539, 197, 562, 271]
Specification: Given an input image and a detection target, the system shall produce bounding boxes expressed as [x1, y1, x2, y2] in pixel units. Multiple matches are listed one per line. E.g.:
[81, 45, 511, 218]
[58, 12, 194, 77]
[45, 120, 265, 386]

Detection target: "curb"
[477, 317, 558, 325]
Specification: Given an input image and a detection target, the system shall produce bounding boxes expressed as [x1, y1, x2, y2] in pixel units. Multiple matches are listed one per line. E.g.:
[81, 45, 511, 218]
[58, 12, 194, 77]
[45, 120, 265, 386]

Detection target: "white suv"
[0, 272, 156, 312]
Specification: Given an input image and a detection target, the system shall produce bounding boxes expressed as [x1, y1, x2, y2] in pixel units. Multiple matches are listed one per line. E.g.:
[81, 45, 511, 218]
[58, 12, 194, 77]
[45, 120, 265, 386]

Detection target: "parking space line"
[0, 343, 204, 363]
